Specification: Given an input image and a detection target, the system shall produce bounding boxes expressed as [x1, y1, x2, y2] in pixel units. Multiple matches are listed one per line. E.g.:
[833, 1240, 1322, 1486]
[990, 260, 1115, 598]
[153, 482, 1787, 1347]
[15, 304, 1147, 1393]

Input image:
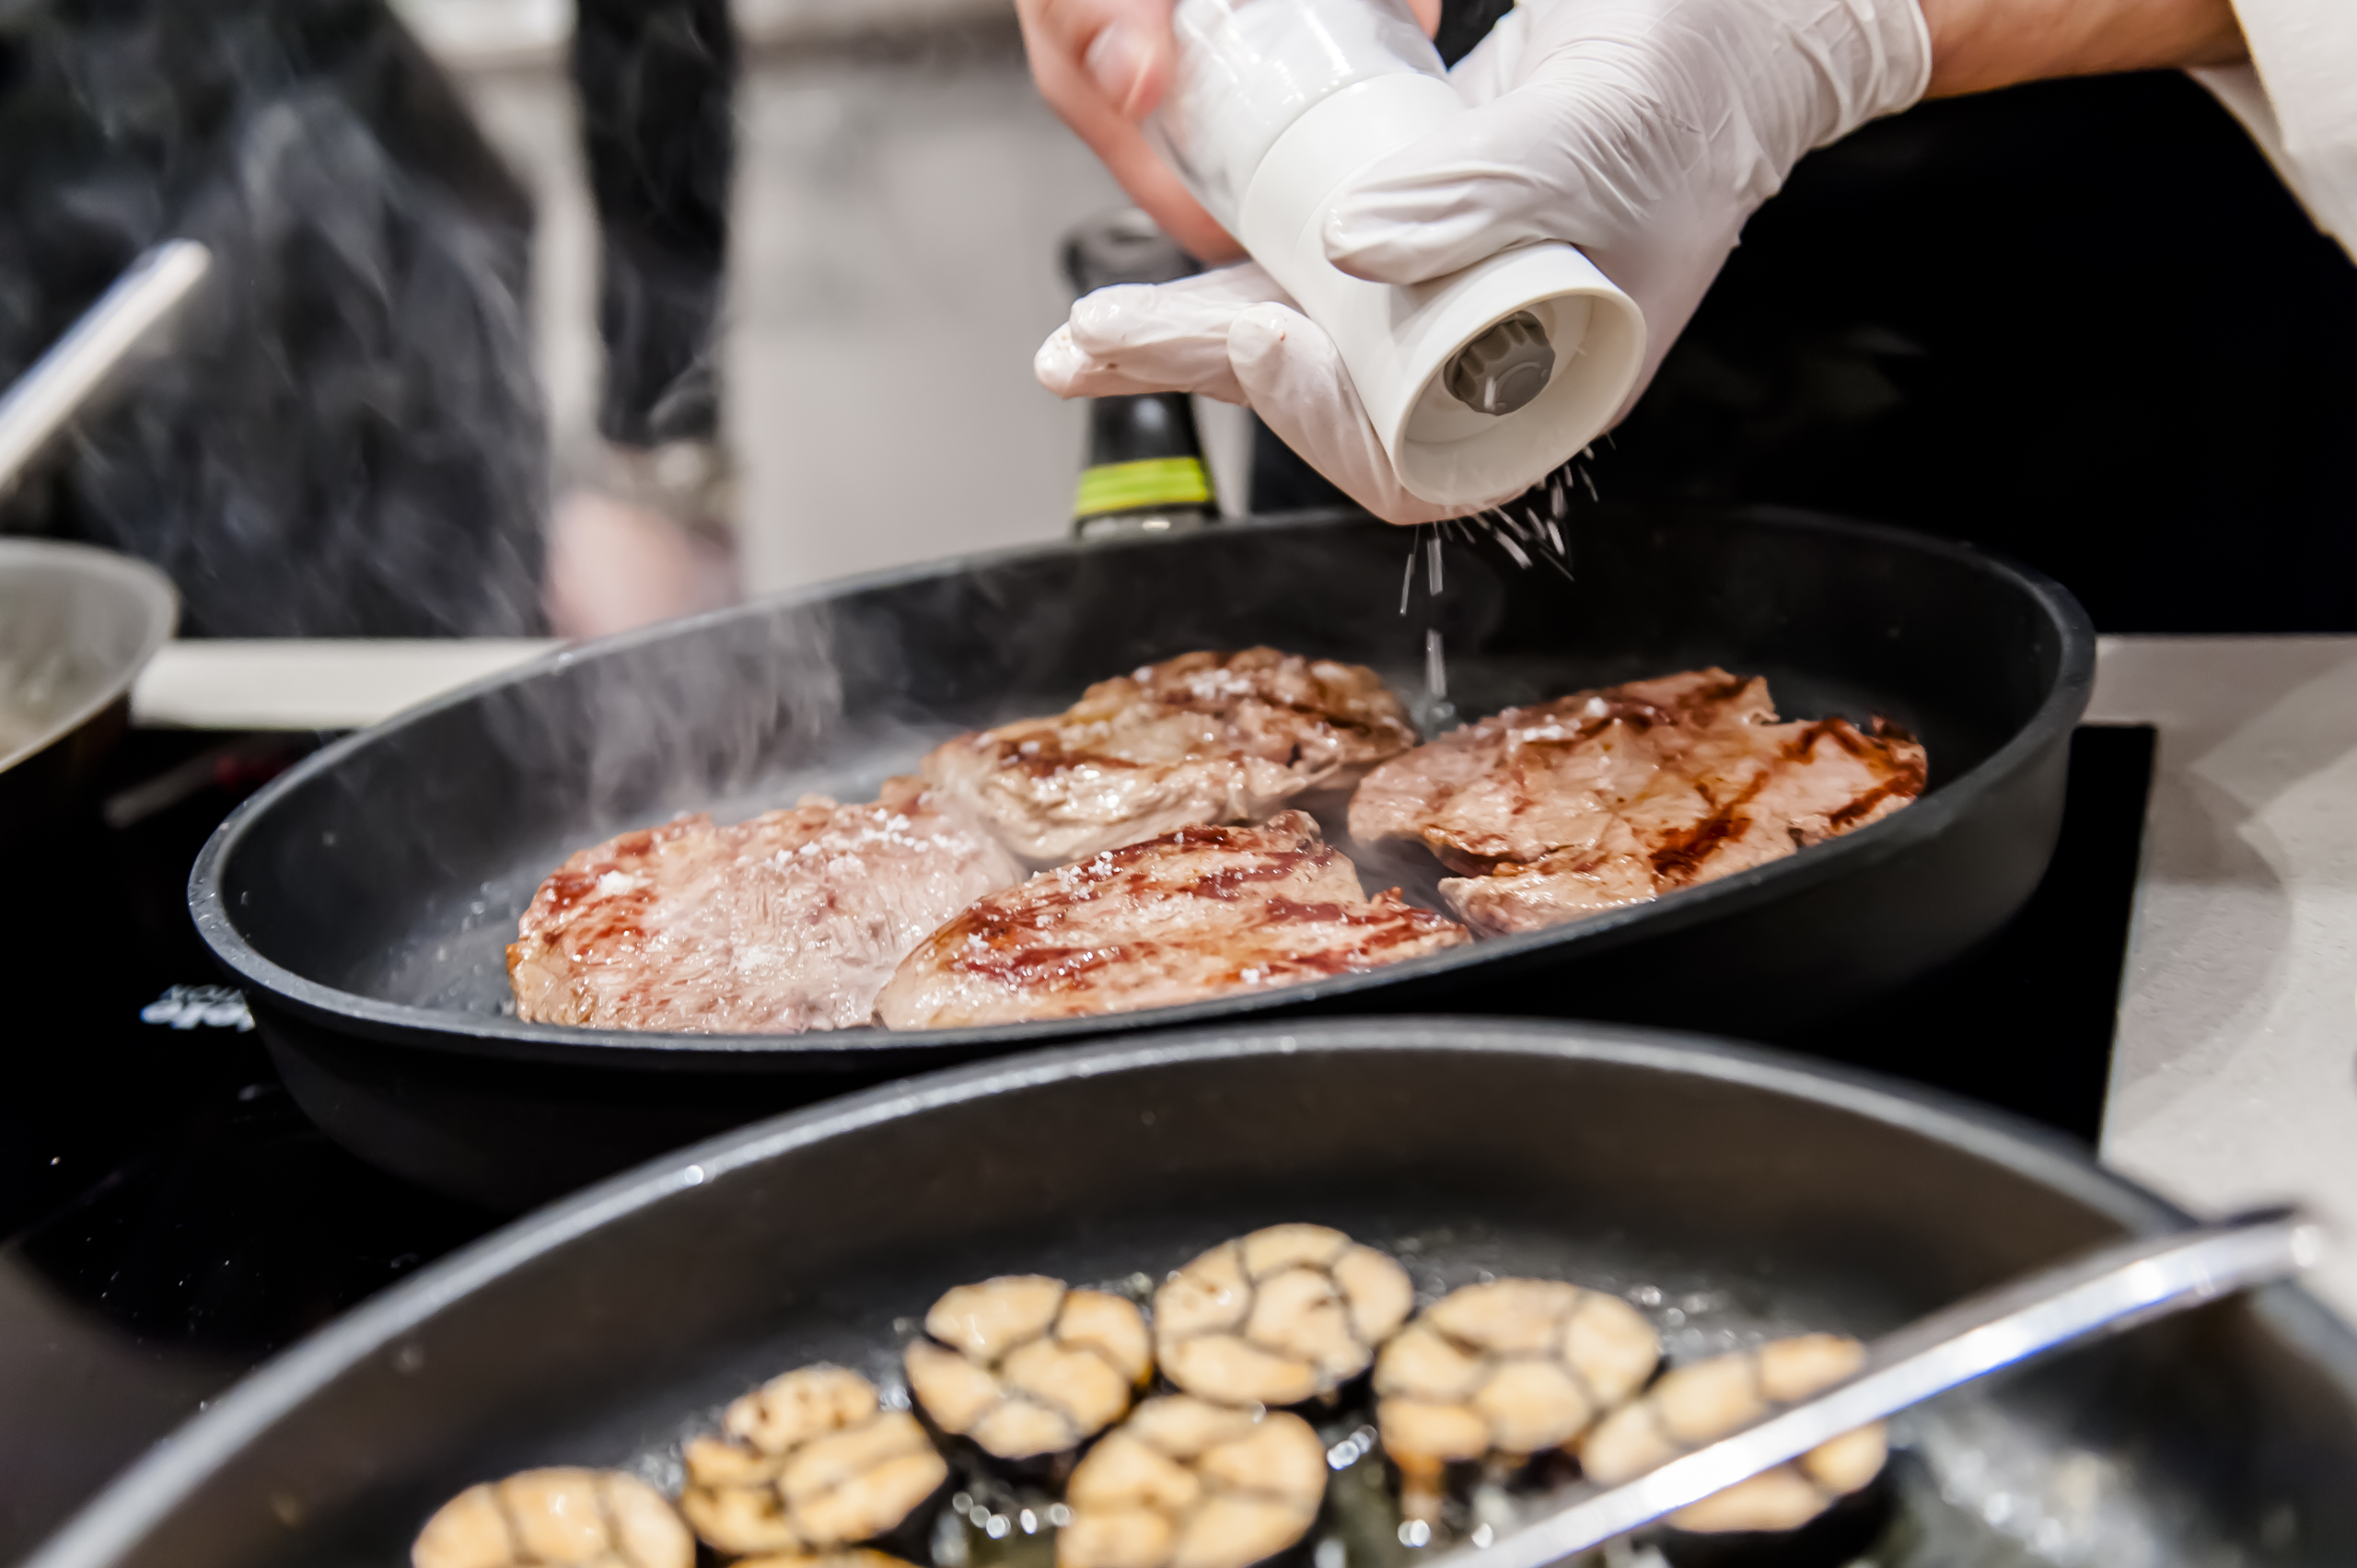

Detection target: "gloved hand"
[1038, 262, 1478, 524]
[1034, 0, 1933, 522]
[1011, 0, 1440, 261]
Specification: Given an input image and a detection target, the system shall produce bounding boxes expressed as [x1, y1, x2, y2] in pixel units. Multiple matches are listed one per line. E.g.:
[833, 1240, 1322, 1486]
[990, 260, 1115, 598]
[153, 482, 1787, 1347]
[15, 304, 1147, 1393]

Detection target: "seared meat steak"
[1349, 669, 1926, 936]
[507, 776, 1022, 1033]
[922, 647, 1416, 867]
[874, 810, 1468, 1028]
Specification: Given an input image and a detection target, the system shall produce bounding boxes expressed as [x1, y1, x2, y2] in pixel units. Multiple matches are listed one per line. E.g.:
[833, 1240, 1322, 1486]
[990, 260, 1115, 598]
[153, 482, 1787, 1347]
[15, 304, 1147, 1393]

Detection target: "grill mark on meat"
[1516, 703, 1655, 748]
[506, 778, 1024, 1034]
[1183, 855, 1323, 899]
[1823, 788, 1889, 832]
[948, 943, 1132, 991]
[1645, 770, 1772, 882]
[875, 811, 1469, 1028]
[1690, 675, 1757, 708]
[923, 648, 1417, 868]
[1252, 892, 1451, 975]
[1260, 897, 1347, 922]
[1824, 723, 1929, 830]
[1785, 717, 1862, 762]
[1826, 776, 1912, 830]
[993, 734, 1147, 777]
[1348, 668, 1927, 937]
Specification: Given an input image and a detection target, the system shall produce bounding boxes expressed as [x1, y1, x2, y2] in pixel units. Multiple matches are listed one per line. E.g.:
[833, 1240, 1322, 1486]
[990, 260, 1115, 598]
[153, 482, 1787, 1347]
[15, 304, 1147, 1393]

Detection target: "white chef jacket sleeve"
[2193, 2, 2357, 261]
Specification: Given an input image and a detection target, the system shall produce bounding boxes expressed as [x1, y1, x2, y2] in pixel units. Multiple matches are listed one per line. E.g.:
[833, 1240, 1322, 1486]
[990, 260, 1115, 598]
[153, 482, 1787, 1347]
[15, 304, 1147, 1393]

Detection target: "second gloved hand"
[1035, 0, 1933, 523]
[1036, 261, 1480, 525]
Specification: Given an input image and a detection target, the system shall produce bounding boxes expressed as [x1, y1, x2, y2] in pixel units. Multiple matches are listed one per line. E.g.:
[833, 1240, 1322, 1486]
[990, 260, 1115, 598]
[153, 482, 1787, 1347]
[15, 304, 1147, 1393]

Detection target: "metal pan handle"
[1458, 1206, 2323, 1568]
[0, 239, 213, 501]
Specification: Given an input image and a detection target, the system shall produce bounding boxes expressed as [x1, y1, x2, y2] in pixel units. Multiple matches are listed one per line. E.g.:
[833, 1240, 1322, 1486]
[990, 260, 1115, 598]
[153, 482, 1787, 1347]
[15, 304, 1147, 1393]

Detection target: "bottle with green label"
[1062, 209, 1221, 540]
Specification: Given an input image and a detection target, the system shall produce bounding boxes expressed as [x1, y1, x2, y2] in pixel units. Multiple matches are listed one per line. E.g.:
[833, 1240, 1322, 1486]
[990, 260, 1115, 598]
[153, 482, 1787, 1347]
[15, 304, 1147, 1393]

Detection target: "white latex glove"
[1035, 0, 1933, 522]
[1038, 261, 1475, 524]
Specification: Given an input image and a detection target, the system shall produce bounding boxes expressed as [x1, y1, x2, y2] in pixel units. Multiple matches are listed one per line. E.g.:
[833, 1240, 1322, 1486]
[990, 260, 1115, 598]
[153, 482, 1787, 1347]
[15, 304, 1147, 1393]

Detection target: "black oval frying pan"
[22, 1022, 2357, 1568]
[191, 507, 2094, 1207]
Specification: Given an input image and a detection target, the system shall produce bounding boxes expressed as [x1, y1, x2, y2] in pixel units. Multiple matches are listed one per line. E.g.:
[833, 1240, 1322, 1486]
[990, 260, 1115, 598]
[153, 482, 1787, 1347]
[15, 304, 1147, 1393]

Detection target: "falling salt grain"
[1399, 548, 1415, 616]
[1425, 630, 1447, 701]
[1425, 532, 1444, 596]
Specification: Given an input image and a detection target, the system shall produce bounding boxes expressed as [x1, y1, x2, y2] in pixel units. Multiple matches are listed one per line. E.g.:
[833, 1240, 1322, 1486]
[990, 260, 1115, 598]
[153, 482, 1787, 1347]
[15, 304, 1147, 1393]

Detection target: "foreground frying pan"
[192, 507, 2094, 1206]
[23, 1022, 2357, 1568]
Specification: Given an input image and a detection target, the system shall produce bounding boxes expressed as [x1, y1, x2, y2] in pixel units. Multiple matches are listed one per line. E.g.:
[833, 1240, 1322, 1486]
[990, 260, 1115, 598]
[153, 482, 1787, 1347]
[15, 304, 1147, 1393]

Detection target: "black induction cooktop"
[0, 722, 2153, 1560]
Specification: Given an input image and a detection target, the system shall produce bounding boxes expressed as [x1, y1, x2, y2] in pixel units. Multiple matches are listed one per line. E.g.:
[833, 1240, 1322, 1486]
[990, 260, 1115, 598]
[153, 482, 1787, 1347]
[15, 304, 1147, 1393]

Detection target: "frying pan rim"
[188, 507, 2096, 1068]
[0, 536, 178, 775]
[21, 1016, 2353, 1568]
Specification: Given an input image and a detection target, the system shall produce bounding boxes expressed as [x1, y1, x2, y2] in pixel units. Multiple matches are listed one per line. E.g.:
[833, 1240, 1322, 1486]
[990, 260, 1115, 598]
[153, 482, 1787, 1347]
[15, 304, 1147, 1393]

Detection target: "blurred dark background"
[0, 0, 548, 637]
[1598, 68, 2357, 635]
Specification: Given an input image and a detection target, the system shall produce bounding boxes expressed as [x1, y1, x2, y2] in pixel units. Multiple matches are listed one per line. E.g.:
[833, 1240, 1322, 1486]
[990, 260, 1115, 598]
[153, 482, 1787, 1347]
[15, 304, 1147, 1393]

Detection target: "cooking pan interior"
[205, 507, 2074, 1040]
[33, 1024, 2355, 1568]
[0, 538, 177, 817]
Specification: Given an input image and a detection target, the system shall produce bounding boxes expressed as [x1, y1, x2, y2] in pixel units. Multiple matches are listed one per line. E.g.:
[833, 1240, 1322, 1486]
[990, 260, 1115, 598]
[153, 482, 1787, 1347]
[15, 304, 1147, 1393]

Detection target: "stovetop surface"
[3, 731, 495, 1560]
[0, 725, 2154, 1562]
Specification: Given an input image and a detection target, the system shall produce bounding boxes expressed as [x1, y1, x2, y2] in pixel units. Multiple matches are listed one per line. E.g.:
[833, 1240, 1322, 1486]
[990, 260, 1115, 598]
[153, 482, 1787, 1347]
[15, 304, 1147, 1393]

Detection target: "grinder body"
[1148, 0, 1645, 509]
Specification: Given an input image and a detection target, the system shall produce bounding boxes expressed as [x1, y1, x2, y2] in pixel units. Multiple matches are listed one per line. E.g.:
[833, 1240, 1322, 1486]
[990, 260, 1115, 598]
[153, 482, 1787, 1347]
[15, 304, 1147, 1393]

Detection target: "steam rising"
[0, 0, 545, 637]
[267, 521, 1505, 1016]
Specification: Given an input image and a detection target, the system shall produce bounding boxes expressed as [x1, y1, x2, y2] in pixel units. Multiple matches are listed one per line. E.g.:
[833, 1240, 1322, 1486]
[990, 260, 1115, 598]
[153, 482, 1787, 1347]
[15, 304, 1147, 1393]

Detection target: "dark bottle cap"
[1062, 207, 1201, 299]
[1073, 391, 1217, 538]
[1061, 210, 1218, 538]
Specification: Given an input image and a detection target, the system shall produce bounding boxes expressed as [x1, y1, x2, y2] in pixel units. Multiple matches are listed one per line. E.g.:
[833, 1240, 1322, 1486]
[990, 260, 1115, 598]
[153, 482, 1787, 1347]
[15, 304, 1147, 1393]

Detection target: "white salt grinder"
[1147, 0, 1645, 509]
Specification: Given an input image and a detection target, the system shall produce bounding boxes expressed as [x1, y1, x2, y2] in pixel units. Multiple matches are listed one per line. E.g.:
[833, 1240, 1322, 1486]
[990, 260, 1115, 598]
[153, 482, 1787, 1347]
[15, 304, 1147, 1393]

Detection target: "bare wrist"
[1918, 0, 2247, 99]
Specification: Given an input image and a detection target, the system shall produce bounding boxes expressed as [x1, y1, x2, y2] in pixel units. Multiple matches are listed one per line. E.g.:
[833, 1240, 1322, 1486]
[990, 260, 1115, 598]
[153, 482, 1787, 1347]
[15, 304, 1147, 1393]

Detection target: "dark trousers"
[572, 0, 737, 447]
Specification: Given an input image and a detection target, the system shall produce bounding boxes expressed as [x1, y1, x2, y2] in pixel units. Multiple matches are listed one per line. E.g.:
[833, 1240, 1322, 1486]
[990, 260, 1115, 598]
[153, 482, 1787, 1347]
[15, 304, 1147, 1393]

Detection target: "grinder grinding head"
[1445, 311, 1557, 417]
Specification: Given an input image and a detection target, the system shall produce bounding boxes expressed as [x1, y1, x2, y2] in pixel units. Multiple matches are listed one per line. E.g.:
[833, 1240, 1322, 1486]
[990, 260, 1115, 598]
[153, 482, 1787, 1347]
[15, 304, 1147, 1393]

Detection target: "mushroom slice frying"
[1580, 1334, 1887, 1534]
[1375, 1278, 1661, 1521]
[905, 1274, 1153, 1459]
[1060, 1395, 1329, 1568]
[1155, 1224, 1414, 1406]
[412, 1468, 692, 1568]
[681, 1365, 949, 1557]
